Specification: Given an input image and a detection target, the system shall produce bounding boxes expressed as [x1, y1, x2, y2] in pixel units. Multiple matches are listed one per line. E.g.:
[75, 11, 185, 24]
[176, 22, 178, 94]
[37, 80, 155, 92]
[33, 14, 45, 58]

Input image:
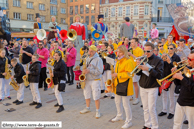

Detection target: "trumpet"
[156, 63, 187, 86]
[134, 55, 147, 62]
[173, 59, 187, 68]
[183, 67, 194, 78]
[161, 52, 169, 60]
[127, 55, 148, 78]
[100, 50, 117, 59]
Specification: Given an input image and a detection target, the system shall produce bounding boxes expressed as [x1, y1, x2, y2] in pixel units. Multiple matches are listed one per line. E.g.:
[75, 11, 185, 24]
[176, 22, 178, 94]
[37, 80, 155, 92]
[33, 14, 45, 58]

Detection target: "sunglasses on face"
[168, 48, 174, 50]
[187, 57, 194, 61]
[144, 50, 152, 53]
[159, 45, 163, 47]
[39, 44, 43, 46]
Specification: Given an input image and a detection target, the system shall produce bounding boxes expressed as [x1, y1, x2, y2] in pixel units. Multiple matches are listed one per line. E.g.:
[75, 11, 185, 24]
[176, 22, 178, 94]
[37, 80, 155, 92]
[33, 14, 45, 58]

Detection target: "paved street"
[0, 83, 188, 129]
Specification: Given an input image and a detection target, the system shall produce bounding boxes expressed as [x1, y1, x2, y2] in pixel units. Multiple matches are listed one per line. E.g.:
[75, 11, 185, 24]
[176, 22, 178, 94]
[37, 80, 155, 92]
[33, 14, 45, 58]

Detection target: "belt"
[94, 78, 101, 81]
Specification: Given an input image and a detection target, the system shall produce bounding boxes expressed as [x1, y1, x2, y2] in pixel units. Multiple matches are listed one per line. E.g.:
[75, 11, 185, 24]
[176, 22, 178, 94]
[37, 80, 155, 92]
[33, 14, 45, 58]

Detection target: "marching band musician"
[51, 51, 66, 113]
[111, 45, 134, 129]
[9, 42, 20, 62]
[163, 35, 177, 50]
[94, 14, 108, 38]
[69, 14, 86, 53]
[80, 41, 89, 57]
[158, 41, 168, 56]
[50, 41, 64, 64]
[176, 39, 190, 59]
[48, 16, 58, 41]
[158, 44, 181, 119]
[108, 38, 118, 51]
[0, 48, 8, 101]
[172, 51, 194, 129]
[65, 41, 77, 85]
[103, 44, 116, 99]
[37, 41, 49, 91]
[80, 45, 103, 119]
[123, 38, 130, 49]
[27, 54, 42, 109]
[21, 39, 33, 72]
[120, 17, 134, 40]
[128, 38, 144, 105]
[29, 39, 38, 54]
[43, 38, 50, 50]
[136, 42, 164, 129]
[11, 58, 26, 105]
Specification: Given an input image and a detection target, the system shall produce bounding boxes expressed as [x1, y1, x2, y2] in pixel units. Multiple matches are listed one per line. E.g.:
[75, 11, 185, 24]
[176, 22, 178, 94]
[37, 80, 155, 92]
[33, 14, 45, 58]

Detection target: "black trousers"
[67, 66, 74, 83]
[38, 67, 47, 88]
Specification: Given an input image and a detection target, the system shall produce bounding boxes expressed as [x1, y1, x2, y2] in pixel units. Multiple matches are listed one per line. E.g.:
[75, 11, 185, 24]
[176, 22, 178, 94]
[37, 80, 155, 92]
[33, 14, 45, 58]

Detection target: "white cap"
[188, 38, 193, 42]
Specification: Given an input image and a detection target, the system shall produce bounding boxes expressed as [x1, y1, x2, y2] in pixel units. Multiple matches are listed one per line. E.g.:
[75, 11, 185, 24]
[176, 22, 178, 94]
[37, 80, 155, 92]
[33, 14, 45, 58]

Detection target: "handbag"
[58, 80, 66, 92]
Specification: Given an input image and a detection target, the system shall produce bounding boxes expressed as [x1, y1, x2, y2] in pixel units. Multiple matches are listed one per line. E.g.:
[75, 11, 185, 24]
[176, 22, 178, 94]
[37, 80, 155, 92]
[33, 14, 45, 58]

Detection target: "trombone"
[173, 59, 187, 68]
[127, 55, 148, 78]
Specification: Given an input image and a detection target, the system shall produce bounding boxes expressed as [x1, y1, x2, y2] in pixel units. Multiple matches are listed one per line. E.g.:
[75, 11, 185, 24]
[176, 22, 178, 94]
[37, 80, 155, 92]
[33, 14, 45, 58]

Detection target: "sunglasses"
[168, 48, 174, 50]
[39, 44, 43, 46]
[144, 50, 152, 53]
[187, 57, 194, 61]
[159, 45, 163, 47]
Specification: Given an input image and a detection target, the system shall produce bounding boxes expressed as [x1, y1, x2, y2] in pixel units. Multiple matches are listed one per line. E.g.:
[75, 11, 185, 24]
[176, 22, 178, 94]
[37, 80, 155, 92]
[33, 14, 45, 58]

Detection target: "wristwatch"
[148, 68, 152, 72]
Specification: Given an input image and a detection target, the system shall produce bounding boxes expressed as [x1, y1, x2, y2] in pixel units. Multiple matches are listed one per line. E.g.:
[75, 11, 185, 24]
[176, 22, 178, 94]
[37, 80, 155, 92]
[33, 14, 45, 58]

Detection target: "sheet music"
[106, 56, 115, 66]
[142, 63, 153, 77]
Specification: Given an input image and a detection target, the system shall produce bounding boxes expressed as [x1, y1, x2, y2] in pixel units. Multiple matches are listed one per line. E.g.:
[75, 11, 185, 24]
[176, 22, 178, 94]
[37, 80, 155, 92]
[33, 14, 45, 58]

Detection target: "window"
[61, 0, 66, 3]
[50, 6, 57, 15]
[158, 7, 163, 20]
[85, 4, 89, 14]
[144, 23, 148, 28]
[80, 5, 84, 14]
[61, 18, 66, 24]
[27, 2, 33, 9]
[126, 6, 130, 16]
[61, 8, 66, 14]
[50, 0, 57, 4]
[134, 5, 139, 16]
[91, 4, 95, 13]
[75, 0, 77, 1]
[6, 11, 9, 18]
[105, 0, 109, 4]
[39, 4, 45, 10]
[118, 7, 122, 17]
[145, 5, 149, 15]
[13, 12, 21, 19]
[70, 0, 73, 2]
[111, 8, 115, 17]
[75, 6, 78, 14]
[27, 14, 33, 21]
[158, 0, 163, 4]
[70, 6, 73, 15]
[40, 15, 45, 22]
[70, 17, 73, 24]
[91, 15, 95, 25]
[111, 24, 114, 28]
[105, 8, 108, 18]
[119, 0, 123, 2]
[85, 16, 89, 25]
[81, 16, 84, 21]
[13, 0, 20, 7]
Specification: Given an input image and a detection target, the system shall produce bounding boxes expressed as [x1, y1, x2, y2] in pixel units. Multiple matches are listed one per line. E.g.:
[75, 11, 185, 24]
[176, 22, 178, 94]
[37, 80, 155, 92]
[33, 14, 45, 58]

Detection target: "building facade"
[4, 0, 68, 32]
[100, 0, 152, 38]
[67, 0, 100, 33]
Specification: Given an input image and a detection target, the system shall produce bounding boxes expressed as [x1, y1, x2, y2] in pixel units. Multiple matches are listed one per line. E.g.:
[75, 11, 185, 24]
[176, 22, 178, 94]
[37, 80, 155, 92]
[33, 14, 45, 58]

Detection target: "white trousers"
[22, 64, 30, 73]
[100, 75, 105, 90]
[4, 78, 10, 97]
[0, 78, 5, 99]
[30, 83, 41, 103]
[140, 87, 158, 129]
[54, 84, 63, 105]
[162, 82, 176, 114]
[17, 83, 25, 101]
[173, 103, 194, 129]
[115, 94, 132, 124]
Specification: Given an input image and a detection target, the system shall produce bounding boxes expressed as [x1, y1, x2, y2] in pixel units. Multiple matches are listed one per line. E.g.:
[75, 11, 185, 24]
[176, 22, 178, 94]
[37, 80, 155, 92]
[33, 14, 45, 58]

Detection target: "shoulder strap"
[117, 63, 119, 83]
[87, 58, 94, 67]
[68, 47, 73, 52]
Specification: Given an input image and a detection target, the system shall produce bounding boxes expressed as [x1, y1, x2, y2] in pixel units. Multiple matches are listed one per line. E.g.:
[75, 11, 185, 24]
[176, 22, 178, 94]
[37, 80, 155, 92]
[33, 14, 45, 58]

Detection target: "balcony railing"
[158, 1, 163, 4]
[151, 17, 173, 23]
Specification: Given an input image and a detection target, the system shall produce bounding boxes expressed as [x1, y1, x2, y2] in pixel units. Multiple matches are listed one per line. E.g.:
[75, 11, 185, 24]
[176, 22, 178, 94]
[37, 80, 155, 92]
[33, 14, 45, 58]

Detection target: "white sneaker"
[132, 98, 139, 105]
[121, 122, 133, 129]
[80, 108, 91, 114]
[130, 96, 133, 101]
[111, 116, 123, 122]
[96, 111, 101, 119]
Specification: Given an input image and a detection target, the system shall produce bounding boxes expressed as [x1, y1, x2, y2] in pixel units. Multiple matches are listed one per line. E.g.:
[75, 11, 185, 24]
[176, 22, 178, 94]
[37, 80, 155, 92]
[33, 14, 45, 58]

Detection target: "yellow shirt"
[80, 48, 84, 56]
[130, 47, 144, 67]
[163, 41, 177, 51]
[159, 49, 168, 56]
[113, 58, 134, 96]
[112, 43, 118, 50]
[118, 41, 123, 47]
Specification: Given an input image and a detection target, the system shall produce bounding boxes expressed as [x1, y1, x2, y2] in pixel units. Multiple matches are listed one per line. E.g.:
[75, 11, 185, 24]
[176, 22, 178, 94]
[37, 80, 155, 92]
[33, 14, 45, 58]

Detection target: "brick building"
[67, 0, 100, 33]
[100, 0, 152, 38]
[4, 0, 68, 32]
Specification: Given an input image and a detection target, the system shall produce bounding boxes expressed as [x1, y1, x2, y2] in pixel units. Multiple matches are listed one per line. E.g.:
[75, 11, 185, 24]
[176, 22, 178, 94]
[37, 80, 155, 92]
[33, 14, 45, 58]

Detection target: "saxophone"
[45, 67, 54, 89]
[19, 47, 23, 63]
[9, 79, 20, 91]
[22, 64, 29, 87]
[79, 57, 87, 89]
[63, 46, 69, 63]
[105, 64, 114, 93]
[4, 57, 12, 80]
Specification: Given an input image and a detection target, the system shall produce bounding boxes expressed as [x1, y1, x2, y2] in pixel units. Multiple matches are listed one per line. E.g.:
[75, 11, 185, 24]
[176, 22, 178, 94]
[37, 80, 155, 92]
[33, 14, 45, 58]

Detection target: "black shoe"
[104, 95, 108, 98]
[16, 101, 23, 105]
[69, 82, 74, 85]
[7, 96, 11, 99]
[142, 126, 151, 129]
[76, 84, 81, 89]
[35, 103, 42, 109]
[111, 96, 115, 99]
[140, 105, 143, 108]
[167, 113, 174, 119]
[26, 85, 29, 88]
[54, 103, 59, 107]
[183, 120, 188, 124]
[13, 100, 19, 103]
[66, 81, 70, 84]
[29, 101, 37, 106]
[158, 112, 167, 116]
[56, 105, 64, 113]
[101, 90, 105, 93]
[38, 87, 42, 89]
[44, 87, 48, 91]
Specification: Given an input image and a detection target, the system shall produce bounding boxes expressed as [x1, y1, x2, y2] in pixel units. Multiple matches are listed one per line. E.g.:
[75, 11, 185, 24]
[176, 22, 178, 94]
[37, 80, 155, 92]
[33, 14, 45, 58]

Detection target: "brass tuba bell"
[67, 29, 77, 41]
[37, 29, 46, 40]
